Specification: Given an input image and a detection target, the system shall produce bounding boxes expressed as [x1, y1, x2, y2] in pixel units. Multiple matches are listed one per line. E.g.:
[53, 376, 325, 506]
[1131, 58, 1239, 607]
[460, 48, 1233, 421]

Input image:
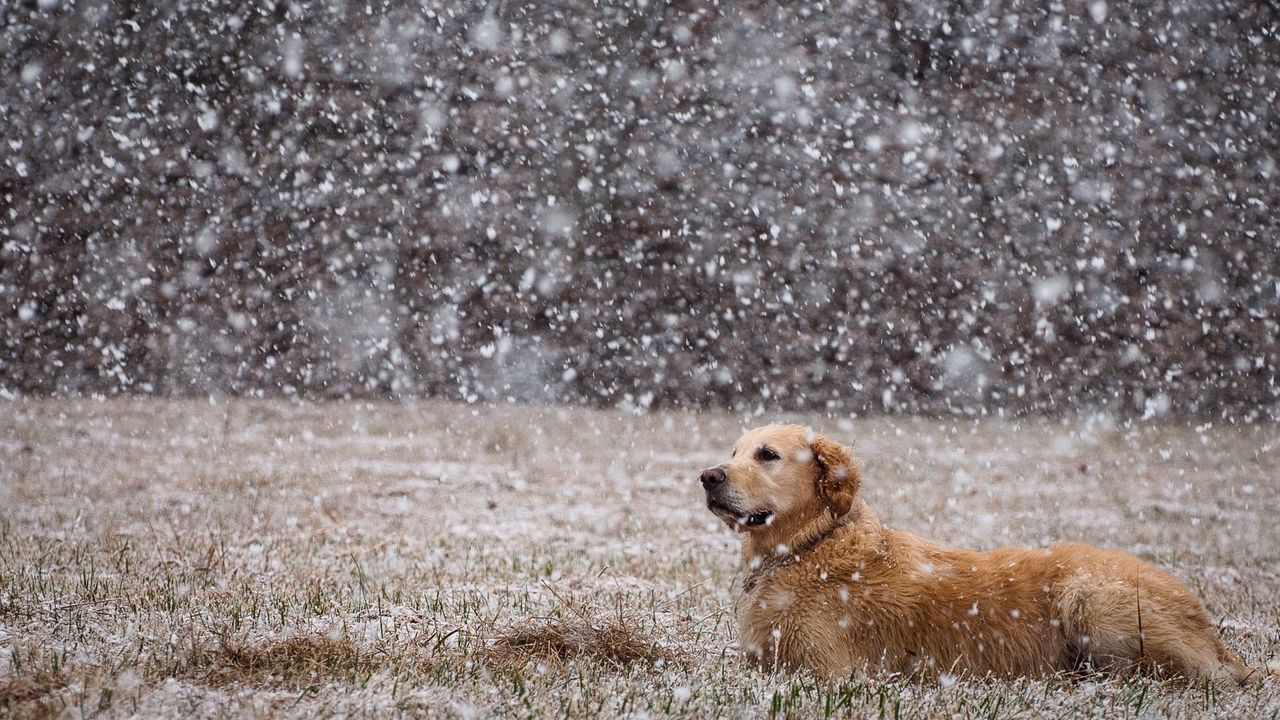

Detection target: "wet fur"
[707, 424, 1277, 684]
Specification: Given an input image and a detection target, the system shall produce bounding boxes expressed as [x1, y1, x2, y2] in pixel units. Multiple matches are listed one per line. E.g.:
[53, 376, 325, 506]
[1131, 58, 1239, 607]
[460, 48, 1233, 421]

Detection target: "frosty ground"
[2, 400, 1278, 718]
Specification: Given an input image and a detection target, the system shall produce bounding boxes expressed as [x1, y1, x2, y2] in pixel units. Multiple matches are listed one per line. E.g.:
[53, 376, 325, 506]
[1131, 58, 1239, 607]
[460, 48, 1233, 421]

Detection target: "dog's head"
[699, 424, 860, 537]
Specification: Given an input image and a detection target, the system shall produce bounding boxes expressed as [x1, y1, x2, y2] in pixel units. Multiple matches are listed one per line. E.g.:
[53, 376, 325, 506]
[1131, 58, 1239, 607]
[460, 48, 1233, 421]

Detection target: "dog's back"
[740, 513, 1260, 683]
[739, 516, 1071, 678]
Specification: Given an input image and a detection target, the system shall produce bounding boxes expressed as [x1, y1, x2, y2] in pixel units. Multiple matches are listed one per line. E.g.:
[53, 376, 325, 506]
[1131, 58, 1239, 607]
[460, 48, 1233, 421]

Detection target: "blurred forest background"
[2, 0, 1277, 419]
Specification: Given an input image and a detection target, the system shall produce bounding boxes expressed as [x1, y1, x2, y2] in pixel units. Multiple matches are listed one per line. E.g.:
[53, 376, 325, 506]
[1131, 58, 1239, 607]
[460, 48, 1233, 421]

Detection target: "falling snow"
[2, 1, 1278, 419]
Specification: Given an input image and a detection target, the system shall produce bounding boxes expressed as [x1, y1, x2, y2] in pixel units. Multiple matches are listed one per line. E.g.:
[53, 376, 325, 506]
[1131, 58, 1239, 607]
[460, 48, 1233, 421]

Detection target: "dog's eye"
[756, 447, 780, 462]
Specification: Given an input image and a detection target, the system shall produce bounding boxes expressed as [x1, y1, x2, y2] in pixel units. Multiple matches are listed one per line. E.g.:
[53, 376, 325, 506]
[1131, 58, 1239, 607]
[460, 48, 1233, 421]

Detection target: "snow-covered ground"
[2, 399, 1278, 717]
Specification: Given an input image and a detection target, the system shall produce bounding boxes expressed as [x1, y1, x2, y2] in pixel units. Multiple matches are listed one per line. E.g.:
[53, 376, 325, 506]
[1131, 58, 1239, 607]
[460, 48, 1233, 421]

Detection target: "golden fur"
[699, 424, 1277, 684]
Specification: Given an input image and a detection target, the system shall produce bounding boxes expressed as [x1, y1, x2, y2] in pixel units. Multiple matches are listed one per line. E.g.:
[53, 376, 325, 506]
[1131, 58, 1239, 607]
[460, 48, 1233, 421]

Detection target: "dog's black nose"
[700, 467, 727, 488]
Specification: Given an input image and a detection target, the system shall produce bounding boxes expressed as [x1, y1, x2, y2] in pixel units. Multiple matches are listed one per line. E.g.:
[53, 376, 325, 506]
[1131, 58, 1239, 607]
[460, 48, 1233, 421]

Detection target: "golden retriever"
[700, 424, 1277, 684]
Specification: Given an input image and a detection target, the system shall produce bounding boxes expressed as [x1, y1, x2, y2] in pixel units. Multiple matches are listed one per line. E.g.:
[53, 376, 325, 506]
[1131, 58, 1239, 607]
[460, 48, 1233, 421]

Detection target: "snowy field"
[2, 399, 1279, 718]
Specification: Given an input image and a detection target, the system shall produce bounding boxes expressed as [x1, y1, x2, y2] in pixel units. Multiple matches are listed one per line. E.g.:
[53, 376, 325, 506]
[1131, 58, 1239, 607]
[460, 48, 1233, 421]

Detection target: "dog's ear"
[811, 434, 860, 516]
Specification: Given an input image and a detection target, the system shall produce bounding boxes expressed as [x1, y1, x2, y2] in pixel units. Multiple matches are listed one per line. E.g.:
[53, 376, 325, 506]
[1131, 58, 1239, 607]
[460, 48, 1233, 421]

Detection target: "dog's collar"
[741, 511, 850, 593]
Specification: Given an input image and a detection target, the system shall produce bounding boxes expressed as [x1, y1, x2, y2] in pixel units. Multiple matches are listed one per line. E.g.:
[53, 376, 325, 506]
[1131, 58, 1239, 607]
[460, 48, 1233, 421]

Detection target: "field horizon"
[2, 399, 1278, 718]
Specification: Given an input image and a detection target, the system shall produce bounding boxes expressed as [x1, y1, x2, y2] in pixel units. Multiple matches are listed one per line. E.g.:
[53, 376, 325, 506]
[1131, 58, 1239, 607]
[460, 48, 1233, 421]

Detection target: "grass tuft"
[189, 635, 383, 688]
[0, 669, 68, 706]
[486, 617, 678, 669]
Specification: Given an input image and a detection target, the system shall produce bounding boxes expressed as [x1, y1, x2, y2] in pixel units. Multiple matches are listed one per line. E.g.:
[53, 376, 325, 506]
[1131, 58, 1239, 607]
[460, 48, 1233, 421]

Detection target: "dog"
[699, 424, 1277, 684]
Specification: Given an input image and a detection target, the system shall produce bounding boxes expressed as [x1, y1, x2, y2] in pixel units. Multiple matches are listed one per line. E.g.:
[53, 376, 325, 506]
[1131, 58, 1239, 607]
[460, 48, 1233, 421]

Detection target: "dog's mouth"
[707, 499, 774, 531]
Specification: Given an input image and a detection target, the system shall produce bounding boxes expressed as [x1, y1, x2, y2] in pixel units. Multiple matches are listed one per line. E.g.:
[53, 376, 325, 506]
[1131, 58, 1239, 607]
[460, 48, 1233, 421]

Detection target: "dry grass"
[483, 580, 681, 670]
[486, 617, 677, 669]
[1, 669, 67, 709]
[190, 635, 390, 688]
[1, 399, 1279, 718]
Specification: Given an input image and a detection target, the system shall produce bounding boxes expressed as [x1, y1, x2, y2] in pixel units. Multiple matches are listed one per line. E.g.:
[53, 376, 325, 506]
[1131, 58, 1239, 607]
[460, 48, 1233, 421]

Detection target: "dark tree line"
[2, 0, 1278, 419]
